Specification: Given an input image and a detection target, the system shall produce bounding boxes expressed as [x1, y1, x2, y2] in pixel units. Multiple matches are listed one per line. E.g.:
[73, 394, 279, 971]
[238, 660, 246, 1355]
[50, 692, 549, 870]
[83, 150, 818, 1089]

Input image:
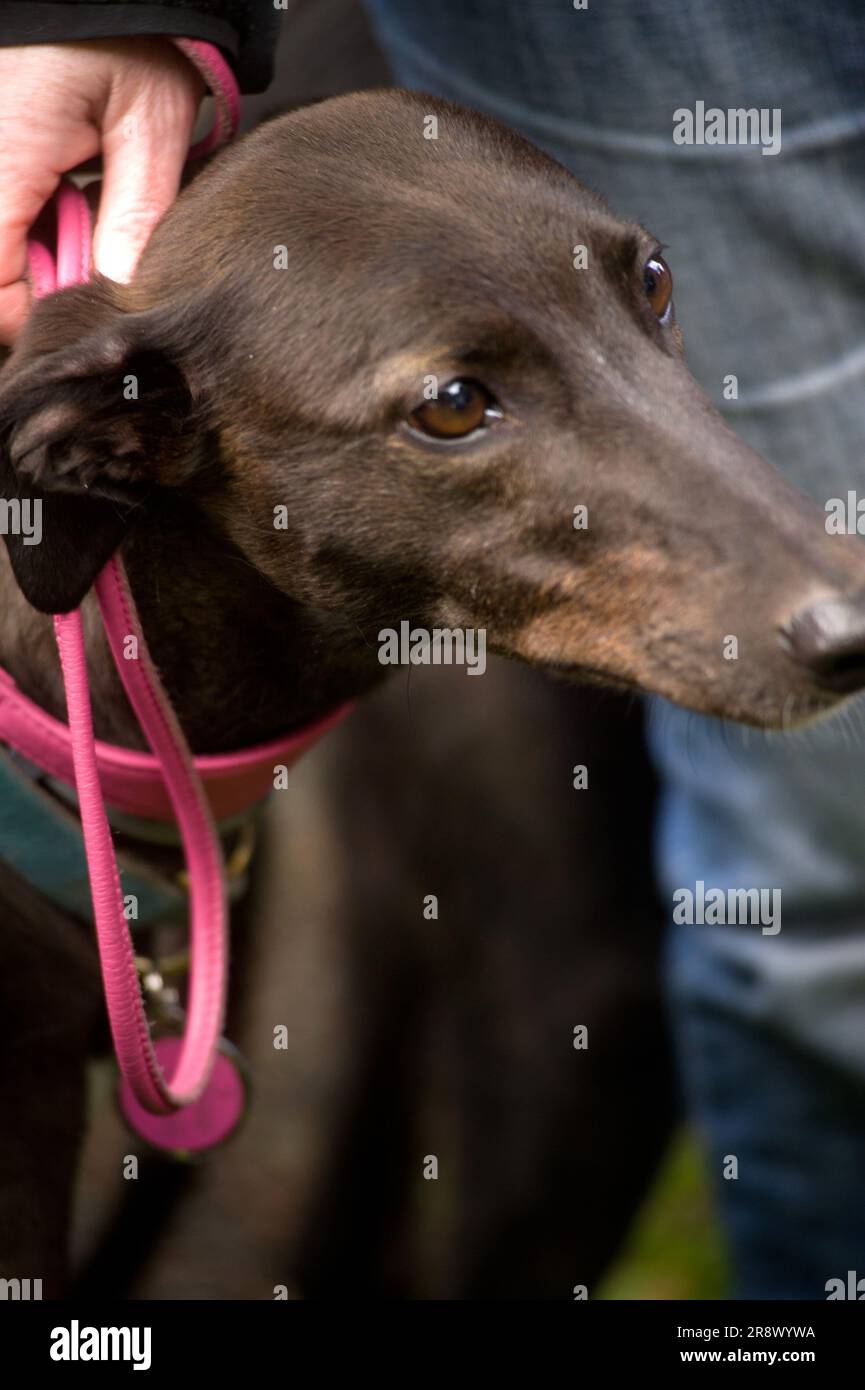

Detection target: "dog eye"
[409, 379, 499, 439]
[643, 254, 672, 319]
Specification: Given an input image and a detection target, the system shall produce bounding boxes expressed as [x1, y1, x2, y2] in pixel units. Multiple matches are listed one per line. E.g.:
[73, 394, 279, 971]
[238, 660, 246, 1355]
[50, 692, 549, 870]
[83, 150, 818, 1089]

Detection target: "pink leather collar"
[0, 666, 349, 823]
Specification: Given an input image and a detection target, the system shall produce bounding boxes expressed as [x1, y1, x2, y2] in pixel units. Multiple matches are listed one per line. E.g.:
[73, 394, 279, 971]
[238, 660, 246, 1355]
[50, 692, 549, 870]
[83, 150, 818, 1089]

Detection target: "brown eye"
[409, 378, 498, 439]
[643, 254, 673, 319]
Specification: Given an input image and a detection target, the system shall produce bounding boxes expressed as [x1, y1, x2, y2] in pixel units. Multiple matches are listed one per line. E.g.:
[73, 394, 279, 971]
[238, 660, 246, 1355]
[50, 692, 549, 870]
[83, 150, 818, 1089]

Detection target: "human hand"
[0, 37, 205, 344]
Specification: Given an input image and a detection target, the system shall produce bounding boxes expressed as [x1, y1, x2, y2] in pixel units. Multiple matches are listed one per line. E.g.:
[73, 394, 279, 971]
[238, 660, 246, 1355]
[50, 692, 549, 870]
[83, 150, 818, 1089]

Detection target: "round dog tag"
[117, 1034, 249, 1159]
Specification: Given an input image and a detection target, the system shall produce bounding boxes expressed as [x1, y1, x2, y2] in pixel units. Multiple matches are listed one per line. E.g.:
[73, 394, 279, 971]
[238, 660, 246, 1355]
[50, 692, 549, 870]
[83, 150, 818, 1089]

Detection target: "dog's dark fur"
[2, 90, 865, 1294]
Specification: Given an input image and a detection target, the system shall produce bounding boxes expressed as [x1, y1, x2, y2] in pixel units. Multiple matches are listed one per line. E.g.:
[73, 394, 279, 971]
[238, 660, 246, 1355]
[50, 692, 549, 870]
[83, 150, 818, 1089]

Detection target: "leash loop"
[27, 42, 241, 1115]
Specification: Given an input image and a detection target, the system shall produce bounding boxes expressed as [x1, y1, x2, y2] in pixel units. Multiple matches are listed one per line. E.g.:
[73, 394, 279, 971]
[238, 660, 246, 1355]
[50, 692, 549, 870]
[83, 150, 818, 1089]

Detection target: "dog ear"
[0, 283, 201, 613]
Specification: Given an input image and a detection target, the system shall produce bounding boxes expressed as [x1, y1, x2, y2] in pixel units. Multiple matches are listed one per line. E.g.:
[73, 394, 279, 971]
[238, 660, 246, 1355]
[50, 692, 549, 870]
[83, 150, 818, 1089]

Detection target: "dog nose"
[782, 594, 865, 693]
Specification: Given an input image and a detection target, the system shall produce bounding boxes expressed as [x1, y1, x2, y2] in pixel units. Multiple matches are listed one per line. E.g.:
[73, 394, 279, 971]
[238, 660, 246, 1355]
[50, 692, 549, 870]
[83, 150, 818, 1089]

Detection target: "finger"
[0, 277, 32, 346]
[92, 113, 191, 283]
[0, 166, 59, 343]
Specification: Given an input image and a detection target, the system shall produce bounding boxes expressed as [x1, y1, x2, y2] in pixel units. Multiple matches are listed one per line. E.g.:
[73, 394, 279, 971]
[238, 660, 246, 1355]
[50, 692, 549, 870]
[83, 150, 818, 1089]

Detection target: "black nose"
[782, 595, 865, 693]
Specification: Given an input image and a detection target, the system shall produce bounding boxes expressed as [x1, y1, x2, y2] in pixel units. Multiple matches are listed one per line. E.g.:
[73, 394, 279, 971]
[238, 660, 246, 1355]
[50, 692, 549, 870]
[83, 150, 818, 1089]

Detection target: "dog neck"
[0, 495, 383, 754]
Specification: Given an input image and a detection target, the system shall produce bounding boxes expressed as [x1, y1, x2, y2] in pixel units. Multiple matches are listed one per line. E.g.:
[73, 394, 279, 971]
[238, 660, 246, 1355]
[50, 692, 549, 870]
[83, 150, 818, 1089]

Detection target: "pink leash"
[26, 41, 242, 1118]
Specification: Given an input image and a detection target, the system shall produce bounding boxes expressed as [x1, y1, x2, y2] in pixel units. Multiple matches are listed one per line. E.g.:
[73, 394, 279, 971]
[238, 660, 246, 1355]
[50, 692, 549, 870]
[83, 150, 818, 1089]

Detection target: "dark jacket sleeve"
[0, 1, 280, 92]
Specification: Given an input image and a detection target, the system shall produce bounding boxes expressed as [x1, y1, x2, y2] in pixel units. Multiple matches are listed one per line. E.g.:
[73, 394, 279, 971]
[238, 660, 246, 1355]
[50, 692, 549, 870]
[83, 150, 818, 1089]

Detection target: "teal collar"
[0, 748, 186, 925]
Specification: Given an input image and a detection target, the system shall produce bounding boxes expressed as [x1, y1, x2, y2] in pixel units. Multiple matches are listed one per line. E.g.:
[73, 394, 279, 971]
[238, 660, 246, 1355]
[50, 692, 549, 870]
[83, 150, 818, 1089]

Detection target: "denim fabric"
[667, 924, 865, 1299]
[365, 0, 865, 1295]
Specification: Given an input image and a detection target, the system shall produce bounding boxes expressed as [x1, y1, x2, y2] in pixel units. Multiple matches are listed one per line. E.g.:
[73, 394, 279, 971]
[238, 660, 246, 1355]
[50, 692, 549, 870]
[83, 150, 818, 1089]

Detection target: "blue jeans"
[365, 0, 865, 1297]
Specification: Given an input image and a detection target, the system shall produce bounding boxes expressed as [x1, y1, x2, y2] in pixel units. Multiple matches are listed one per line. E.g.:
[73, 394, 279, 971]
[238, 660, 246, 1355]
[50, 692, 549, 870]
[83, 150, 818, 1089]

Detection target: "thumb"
[92, 106, 193, 283]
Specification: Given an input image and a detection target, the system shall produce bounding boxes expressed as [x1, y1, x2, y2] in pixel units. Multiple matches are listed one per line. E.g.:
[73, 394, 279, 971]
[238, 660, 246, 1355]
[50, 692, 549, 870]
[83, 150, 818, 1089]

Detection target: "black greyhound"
[2, 90, 865, 1294]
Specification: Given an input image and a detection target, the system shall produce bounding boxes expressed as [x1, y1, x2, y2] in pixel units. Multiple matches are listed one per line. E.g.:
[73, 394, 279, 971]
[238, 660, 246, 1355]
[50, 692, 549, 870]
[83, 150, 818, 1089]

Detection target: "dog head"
[3, 89, 865, 728]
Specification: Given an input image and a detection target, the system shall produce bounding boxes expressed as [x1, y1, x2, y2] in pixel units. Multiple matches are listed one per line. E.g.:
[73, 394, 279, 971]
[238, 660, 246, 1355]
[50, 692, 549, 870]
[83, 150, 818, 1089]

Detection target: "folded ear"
[0, 282, 200, 613]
